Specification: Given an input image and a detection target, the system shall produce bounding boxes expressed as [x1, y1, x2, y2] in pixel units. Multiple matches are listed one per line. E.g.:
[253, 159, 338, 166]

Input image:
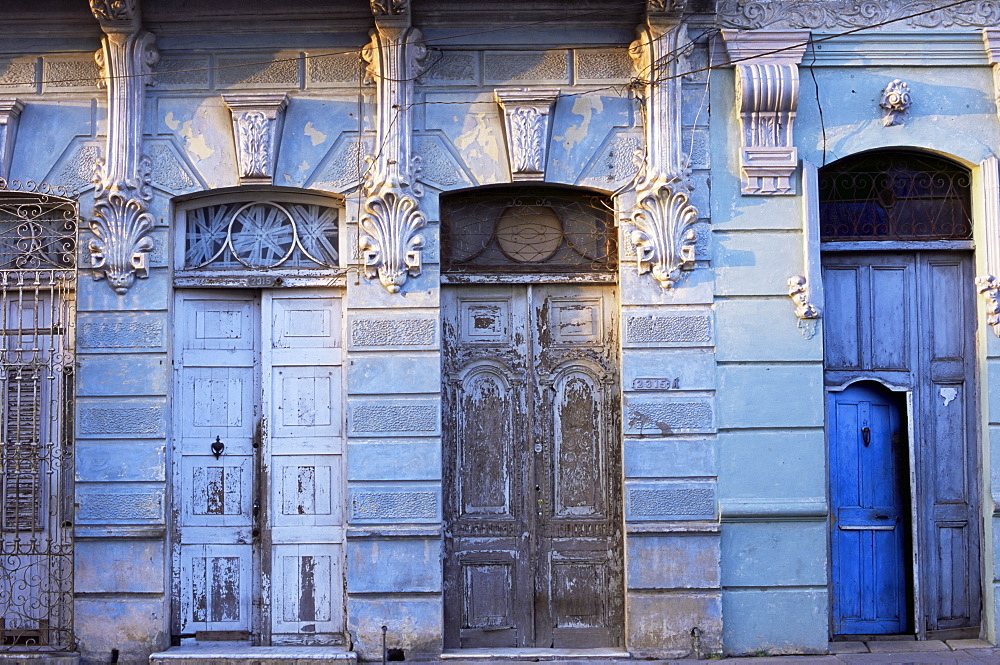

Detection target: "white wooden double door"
[172, 290, 345, 645]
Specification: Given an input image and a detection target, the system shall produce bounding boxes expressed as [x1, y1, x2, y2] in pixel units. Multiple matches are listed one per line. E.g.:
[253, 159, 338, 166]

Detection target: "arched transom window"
[819, 150, 972, 242]
[175, 189, 344, 287]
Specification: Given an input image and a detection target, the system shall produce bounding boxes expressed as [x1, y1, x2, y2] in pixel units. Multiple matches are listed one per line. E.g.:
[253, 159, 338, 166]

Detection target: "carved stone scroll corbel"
[89, 0, 158, 294]
[722, 30, 808, 196]
[0, 99, 24, 181]
[360, 1, 427, 293]
[627, 1, 700, 289]
[223, 93, 288, 185]
[494, 88, 559, 181]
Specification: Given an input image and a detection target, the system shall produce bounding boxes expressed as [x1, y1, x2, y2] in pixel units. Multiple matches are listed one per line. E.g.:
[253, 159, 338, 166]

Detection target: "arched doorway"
[170, 188, 347, 646]
[439, 185, 624, 649]
[820, 150, 981, 638]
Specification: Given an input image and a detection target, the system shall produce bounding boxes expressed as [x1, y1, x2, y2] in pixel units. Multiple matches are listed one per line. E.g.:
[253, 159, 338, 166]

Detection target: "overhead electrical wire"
[0, 0, 979, 90]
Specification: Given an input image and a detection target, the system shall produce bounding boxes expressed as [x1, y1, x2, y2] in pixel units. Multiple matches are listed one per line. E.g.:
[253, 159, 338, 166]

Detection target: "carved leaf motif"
[89, 157, 155, 294]
[360, 181, 426, 293]
[89, 0, 137, 22]
[236, 111, 271, 179]
[509, 107, 544, 173]
[631, 173, 698, 289]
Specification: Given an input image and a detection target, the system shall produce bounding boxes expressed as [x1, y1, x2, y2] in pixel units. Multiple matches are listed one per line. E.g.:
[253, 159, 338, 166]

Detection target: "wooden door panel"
[272, 456, 340, 523]
[175, 295, 259, 636]
[462, 557, 518, 635]
[548, 551, 611, 648]
[270, 543, 342, 642]
[824, 267, 863, 370]
[263, 291, 345, 645]
[458, 369, 516, 517]
[868, 266, 911, 371]
[552, 369, 605, 518]
[180, 544, 252, 633]
[918, 254, 980, 632]
[182, 456, 253, 528]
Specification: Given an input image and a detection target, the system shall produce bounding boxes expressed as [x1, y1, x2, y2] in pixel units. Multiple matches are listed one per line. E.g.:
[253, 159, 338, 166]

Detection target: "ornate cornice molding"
[0, 99, 24, 181]
[719, 0, 1000, 30]
[360, 5, 427, 293]
[90, 1, 158, 294]
[723, 30, 807, 196]
[223, 93, 289, 185]
[494, 88, 559, 182]
[626, 5, 700, 289]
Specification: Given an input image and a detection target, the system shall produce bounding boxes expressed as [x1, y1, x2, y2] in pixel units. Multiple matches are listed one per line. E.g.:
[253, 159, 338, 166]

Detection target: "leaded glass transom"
[819, 151, 972, 241]
[185, 200, 339, 269]
[441, 186, 616, 274]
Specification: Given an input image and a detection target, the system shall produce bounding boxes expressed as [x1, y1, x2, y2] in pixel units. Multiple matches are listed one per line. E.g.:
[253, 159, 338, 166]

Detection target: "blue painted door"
[830, 382, 909, 634]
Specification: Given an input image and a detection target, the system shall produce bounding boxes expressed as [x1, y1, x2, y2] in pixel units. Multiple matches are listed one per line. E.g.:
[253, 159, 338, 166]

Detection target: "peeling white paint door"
[261, 291, 344, 645]
[173, 290, 345, 645]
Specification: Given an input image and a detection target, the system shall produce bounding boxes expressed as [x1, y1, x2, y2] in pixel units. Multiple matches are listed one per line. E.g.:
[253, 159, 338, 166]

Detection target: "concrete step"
[149, 642, 356, 665]
[0, 655, 79, 665]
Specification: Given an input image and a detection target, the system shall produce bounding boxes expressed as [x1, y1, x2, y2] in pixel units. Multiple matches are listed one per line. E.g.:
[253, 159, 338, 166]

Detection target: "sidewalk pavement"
[410, 639, 1000, 664]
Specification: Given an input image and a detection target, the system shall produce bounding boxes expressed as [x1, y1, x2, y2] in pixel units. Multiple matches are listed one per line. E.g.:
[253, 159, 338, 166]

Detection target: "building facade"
[0, 0, 999, 662]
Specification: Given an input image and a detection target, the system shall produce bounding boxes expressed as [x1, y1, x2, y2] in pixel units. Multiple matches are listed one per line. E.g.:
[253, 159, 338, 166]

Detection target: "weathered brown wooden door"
[443, 284, 623, 649]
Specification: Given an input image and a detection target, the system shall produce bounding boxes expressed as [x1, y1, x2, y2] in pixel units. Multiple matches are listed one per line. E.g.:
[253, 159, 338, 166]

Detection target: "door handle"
[861, 426, 871, 447]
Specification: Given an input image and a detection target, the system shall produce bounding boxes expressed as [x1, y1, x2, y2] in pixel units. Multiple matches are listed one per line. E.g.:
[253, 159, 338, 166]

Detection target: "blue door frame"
[829, 382, 910, 635]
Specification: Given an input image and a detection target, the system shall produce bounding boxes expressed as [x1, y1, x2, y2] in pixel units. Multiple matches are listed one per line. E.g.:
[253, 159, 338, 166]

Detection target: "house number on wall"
[632, 377, 680, 390]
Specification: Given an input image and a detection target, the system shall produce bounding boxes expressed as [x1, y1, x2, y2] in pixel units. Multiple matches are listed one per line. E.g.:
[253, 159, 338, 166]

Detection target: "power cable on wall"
[0, 0, 978, 90]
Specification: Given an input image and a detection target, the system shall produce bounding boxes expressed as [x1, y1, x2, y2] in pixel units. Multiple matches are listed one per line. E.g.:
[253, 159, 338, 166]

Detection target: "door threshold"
[150, 642, 356, 663]
[441, 648, 630, 660]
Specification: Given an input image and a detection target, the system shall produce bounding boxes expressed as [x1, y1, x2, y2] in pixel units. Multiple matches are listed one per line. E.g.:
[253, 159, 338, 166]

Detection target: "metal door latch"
[861, 427, 871, 447]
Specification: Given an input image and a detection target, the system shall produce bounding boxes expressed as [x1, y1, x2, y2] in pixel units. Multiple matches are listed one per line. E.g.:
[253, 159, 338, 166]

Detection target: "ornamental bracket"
[223, 93, 289, 185]
[495, 88, 559, 181]
[89, 0, 158, 294]
[360, 0, 427, 293]
[722, 30, 808, 196]
[626, 1, 700, 289]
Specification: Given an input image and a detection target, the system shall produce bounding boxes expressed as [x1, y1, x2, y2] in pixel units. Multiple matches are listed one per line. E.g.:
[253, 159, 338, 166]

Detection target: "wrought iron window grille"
[0, 183, 77, 653]
[819, 150, 972, 242]
[441, 186, 617, 275]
